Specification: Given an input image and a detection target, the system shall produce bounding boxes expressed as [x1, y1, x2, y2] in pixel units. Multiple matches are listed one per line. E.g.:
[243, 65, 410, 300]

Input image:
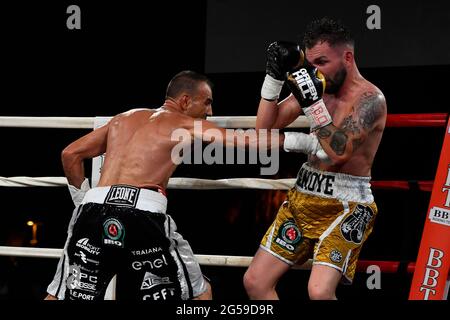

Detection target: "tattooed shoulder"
[357, 92, 385, 130]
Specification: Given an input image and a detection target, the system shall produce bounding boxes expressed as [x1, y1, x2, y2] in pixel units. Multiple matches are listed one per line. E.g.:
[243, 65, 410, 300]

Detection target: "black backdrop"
[0, 1, 448, 302]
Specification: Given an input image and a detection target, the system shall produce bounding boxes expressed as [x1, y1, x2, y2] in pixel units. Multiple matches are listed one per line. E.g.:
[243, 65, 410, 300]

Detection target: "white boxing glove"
[67, 178, 90, 207]
[283, 132, 330, 161]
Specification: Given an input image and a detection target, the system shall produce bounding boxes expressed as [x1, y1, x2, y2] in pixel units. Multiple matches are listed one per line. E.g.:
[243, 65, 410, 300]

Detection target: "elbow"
[61, 145, 81, 167]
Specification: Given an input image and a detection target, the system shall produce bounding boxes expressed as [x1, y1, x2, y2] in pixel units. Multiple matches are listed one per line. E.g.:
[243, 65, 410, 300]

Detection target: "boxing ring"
[0, 113, 448, 300]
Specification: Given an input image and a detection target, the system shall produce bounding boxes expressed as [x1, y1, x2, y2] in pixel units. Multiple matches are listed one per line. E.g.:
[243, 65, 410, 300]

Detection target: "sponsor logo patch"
[74, 251, 100, 265]
[75, 238, 101, 255]
[102, 217, 125, 247]
[275, 219, 302, 252]
[329, 250, 343, 263]
[340, 204, 374, 244]
[132, 247, 163, 256]
[132, 254, 169, 271]
[428, 206, 450, 227]
[105, 185, 140, 207]
[141, 271, 173, 290]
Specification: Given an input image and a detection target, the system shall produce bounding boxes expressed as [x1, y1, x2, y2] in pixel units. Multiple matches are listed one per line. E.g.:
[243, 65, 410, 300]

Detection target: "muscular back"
[98, 108, 187, 189]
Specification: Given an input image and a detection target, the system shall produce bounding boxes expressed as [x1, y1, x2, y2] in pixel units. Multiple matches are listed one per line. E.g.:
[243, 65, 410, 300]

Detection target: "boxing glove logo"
[340, 204, 374, 244]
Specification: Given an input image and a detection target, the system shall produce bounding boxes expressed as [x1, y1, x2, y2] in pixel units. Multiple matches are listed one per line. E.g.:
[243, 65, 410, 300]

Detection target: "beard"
[324, 66, 347, 94]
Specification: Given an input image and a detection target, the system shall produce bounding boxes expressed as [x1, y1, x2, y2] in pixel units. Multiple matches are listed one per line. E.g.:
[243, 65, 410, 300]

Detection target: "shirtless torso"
[47, 71, 215, 301]
[309, 78, 386, 177]
[246, 24, 387, 300]
[98, 108, 186, 189]
[62, 77, 214, 191]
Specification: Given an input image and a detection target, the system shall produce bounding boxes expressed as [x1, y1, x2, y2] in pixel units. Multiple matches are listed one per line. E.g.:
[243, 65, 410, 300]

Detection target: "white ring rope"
[0, 246, 312, 270]
[0, 176, 68, 187]
[0, 115, 310, 292]
[0, 116, 310, 129]
[0, 176, 296, 190]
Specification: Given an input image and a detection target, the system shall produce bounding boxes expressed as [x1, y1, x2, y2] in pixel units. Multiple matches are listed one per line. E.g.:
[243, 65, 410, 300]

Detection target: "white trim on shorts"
[81, 186, 167, 213]
[295, 163, 374, 203]
[259, 245, 295, 266]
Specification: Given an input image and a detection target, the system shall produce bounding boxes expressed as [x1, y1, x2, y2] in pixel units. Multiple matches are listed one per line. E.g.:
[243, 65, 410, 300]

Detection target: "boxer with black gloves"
[245, 17, 387, 300]
[261, 41, 304, 101]
[259, 41, 330, 160]
[286, 61, 331, 131]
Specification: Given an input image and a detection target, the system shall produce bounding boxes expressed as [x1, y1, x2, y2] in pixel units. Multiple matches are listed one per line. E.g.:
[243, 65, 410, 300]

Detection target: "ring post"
[409, 117, 450, 300]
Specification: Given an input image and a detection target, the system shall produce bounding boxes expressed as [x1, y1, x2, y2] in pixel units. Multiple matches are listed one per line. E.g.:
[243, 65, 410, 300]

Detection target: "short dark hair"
[303, 17, 354, 49]
[166, 70, 213, 99]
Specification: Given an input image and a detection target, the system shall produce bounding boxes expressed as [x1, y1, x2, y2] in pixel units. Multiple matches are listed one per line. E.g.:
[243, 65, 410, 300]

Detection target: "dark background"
[0, 0, 449, 302]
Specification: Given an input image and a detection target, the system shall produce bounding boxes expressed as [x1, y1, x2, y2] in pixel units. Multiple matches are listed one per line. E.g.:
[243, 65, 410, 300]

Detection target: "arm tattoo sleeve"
[358, 92, 384, 130]
[341, 115, 361, 135]
[317, 127, 332, 139]
[330, 130, 348, 155]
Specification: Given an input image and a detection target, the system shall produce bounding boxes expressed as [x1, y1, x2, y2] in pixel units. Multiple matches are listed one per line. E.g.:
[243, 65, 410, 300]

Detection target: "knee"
[243, 269, 265, 297]
[194, 279, 212, 300]
[203, 280, 212, 299]
[308, 283, 336, 300]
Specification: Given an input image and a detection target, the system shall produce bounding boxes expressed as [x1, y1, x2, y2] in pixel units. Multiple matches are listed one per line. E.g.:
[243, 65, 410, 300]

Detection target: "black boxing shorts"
[47, 185, 207, 300]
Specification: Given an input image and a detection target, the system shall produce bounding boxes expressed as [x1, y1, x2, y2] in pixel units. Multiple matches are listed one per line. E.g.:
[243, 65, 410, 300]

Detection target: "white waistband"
[81, 185, 167, 213]
[295, 163, 374, 203]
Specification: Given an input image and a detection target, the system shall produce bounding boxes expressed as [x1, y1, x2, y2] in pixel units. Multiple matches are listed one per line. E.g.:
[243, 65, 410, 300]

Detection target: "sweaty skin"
[257, 41, 387, 177]
[308, 82, 385, 176]
[47, 80, 217, 300]
[61, 81, 215, 190]
[247, 39, 387, 300]
[98, 108, 191, 190]
[62, 78, 283, 192]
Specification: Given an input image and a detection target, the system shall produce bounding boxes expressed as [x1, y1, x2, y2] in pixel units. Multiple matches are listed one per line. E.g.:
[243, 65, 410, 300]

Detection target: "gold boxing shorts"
[260, 163, 378, 283]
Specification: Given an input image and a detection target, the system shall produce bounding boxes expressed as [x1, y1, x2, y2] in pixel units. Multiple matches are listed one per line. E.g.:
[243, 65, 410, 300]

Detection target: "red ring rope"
[386, 113, 448, 127]
[356, 260, 415, 273]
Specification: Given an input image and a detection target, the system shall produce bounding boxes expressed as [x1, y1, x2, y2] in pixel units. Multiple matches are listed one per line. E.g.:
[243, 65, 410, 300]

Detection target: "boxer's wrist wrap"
[302, 99, 332, 131]
[283, 132, 330, 161]
[68, 178, 90, 207]
[261, 74, 284, 101]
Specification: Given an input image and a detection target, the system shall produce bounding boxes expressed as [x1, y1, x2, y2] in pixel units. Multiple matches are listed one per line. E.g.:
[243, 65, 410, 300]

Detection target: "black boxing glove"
[286, 63, 332, 131]
[261, 41, 304, 101]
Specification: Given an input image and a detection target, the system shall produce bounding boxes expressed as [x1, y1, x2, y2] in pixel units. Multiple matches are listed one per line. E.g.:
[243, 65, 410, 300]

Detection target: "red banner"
[409, 117, 450, 300]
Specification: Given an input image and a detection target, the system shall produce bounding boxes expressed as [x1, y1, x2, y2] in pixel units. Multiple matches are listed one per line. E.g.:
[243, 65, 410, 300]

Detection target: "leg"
[243, 248, 291, 300]
[46, 206, 83, 300]
[307, 264, 341, 300]
[193, 279, 212, 300]
[65, 205, 115, 301]
[308, 201, 379, 299]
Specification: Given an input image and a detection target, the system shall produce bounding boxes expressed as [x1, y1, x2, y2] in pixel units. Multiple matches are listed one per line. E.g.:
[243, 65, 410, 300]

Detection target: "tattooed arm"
[316, 91, 386, 165]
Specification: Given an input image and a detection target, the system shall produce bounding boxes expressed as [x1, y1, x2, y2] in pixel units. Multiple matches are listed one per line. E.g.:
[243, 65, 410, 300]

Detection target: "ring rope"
[0, 246, 302, 268]
[0, 113, 442, 299]
[0, 176, 434, 191]
[0, 176, 295, 189]
[0, 246, 415, 273]
[0, 113, 447, 129]
[0, 116, 309, 129]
